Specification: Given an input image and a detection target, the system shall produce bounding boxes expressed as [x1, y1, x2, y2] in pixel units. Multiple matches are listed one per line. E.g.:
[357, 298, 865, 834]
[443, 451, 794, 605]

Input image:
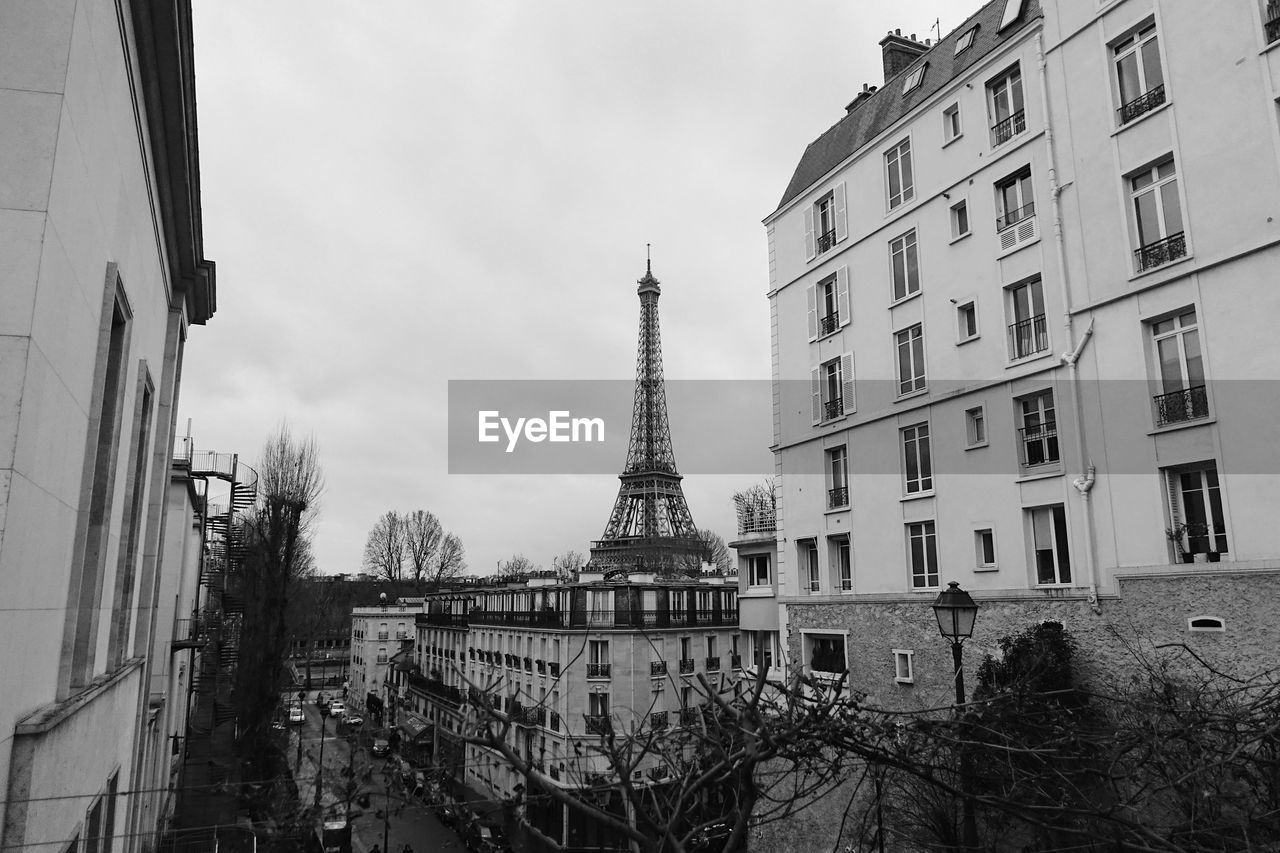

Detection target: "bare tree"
[675, 529, 733, 575]
[435, 531, 466, 580]
[363, 510, 407, 580]
[497, 553, 538, 577]
[403, 509, 444, 586]
[551, 549, 587, 577]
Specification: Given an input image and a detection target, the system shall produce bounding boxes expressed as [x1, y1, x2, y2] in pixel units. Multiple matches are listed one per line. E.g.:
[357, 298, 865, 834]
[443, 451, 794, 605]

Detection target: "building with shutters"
[759, 0, 1280, 730]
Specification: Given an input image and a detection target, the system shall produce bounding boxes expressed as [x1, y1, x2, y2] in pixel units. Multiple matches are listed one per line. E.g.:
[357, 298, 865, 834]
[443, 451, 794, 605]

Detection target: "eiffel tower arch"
[590, 262, 705, 574]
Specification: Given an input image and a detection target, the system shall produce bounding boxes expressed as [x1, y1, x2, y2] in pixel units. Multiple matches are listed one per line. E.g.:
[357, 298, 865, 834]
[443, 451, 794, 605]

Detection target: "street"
[289, 702, 466, 852]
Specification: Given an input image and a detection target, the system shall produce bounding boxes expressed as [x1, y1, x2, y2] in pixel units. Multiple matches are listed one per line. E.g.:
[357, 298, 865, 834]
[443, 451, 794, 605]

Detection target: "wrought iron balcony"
[536, 659, 546, 674]
[548, 710, 561, 731]
[819, 312, 839, 336]
[424, 611, 468, 629]
[680, 707, 701, 726]
[991, 109, 1025, 146]
[523, 656, 533, 672]
[650, 660, 667, 677]
[679, 658, 695, 674]
[816, 229, 837, 254]
[649, 711, 669, 730]
[996, 201, 1035, 232]
[549, 661, 561, 677]
[1018, 420, 1059, 468]
[585, 714, 611, 736]
[827, 486, 848, 510]
[823, 398, 843, 421]
[1154, 385, 1209, 426]
[1117, 84, 1166, 124]
[1134, 232, 1186, 273]
[587, 662, 612, 679]
[548, 765, 561, 781]
[1008, 314, 1048, 360]
[705, 656, 721, 672]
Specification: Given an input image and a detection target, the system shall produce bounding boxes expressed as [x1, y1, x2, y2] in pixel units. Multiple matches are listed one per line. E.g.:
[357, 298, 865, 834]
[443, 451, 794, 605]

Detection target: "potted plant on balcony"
[1184, 522, 1212, 563]
[1165, 523, 1193, 563]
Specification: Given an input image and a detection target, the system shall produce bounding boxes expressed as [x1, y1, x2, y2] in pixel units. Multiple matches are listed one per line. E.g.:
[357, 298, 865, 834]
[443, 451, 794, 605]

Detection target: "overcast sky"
[185, 0, 977, 577]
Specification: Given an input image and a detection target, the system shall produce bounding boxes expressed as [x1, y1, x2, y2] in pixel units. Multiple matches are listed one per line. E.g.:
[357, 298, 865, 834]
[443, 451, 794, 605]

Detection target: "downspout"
[1036, 34, 1102, 613]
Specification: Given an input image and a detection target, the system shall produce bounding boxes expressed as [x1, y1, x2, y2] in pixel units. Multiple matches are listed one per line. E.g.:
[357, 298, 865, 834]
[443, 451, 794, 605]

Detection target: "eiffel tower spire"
[590, 261, 702, 573]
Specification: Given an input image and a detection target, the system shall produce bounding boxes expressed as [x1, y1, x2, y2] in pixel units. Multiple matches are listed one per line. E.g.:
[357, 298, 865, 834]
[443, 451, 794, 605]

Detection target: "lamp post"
[382, 766, 392, 853]
[931, 581, 980, 851]
[314, 713, 328, 809]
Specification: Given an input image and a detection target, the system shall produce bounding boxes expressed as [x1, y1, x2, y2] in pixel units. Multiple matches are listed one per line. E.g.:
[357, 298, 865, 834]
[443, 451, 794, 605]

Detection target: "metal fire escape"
[590, 262, 704, 573]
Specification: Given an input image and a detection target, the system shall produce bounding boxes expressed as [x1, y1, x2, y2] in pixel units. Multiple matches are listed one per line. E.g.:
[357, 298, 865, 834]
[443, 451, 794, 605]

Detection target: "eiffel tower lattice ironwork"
[591, 261, 703, 573]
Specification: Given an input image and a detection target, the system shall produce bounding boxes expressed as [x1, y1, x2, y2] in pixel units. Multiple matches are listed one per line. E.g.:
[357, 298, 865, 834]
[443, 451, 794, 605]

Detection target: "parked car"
[287, 704, 306, 725]
[371, 737, 391, 757]
[461, 817, 509, 853]
[343, 714, 363, 729]
[328, 699, 346, 719]
[438, 794, 460, 827]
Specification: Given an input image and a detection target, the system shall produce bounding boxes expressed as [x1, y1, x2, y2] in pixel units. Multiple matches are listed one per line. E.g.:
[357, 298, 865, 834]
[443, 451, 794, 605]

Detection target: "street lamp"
[930, 581, 980, 850]
[314, 713, 328, 809]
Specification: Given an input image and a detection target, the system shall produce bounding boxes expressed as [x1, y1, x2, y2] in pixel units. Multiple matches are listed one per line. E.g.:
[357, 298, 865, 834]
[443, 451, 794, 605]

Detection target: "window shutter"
[834, 182, 848, 243]
[836, 267, 851, 328]
[804, 206, 816, 261]
[840, 353, 856, 415]
[811, 367, 822, 425]
[1166, 469, 1183, 529]
[806, 284, 818, 341]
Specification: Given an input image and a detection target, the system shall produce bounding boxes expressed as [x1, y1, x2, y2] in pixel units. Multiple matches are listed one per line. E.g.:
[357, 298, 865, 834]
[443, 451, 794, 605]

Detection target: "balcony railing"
[823, 398, 843, 421]
[679, 658, 695, 675]
[548, 710, 561, 731]
[991, 109, 1026, 146]
[827, 486, 848, 510]
[587, 662, 612, 679]
[996, 201, 1035, 232]
[1269, 1, 1280, 43]
[585, 714, 611, 736]
[705, 656, 721, 672]
[549, 661, 561, 677]
[1118, 84, 1166, 124]
[536, 659, 546, 674]
[468, 609, 566, 628]
[1018, 421, 1059, 468]
[376, 632, 389, 641]
[680, 707, 701, 726]
[1008, 314, 1048, 360]
[816, 229, 837, 254]
[548, 765, 561, 781]
[649, 711, 669, 730]
[1154, 385, 1209, 426]
[650, 660, 667, 677]
[1134, 232, 1187, 273]
[819, 312, 839, 336]
[468, 607, 738, 630]
[523, 656, 533, 672]
[424, 611, 468, 629]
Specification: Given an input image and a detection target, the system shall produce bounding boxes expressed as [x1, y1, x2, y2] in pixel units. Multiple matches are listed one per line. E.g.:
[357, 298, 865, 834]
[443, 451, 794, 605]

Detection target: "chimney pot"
[895, 28, 901, 36]
[910, 33, 917, 41]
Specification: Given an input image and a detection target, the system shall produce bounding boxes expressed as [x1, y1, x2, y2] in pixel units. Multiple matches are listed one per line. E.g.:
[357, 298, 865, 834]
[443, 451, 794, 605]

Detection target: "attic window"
[1188, 616, 1226, 633]
[903, 63, 927, 94]
[956, 27, 978, 53]
[999, 0, 1025, 30]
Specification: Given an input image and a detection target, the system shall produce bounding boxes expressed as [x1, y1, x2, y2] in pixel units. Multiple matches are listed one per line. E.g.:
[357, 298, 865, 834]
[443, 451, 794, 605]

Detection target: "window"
[889, 230, 921, 301]
[805, 183, 847, 259]
[377, 646, 388, 663]
[996, 167, 1034, 232]
[1007, 278, 1047, 359]
[894, 650, 915, 683]
[808, 634, 846, 675]
[956, 26, 978, 53]
[957, 301, 978, 342]
[588, 691, 609, 716]
[746, 554, 771, 587]
[1151, 308, 1207, 425]
[943, 103, 962, 142]
[1114, 22, 1165, 124]
[1017, 390, 1059, 468]
[950, 200, 970, 239]
[1166, 463, 1229, 556]
[965, 406, 987, 447]
[975, 528, 997, 568]
[901, 422, 933, 494]
[885, 138, 915, 209]
[826, 445, 849, 509]
[808, 268, 850, 340]
[895, 324, 926, 395]
[833, 537, 852, 591]
[811, 354, 855, 423]
[1000, 0, 1025, 29]
[903, 63, 927, 94]
[1029, 505, 1072, 584]
[802, 541, 820, 592]
[907, 521, 939, 590]
[988, 66, 1025, 146]
[1130, 158, 1185, 272]
[1269, 2, 1280, 44]
[751, 631, 776, 672]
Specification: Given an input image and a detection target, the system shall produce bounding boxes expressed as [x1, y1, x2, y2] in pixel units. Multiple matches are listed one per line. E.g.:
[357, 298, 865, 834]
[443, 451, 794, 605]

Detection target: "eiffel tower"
[590, 259, 703, 574]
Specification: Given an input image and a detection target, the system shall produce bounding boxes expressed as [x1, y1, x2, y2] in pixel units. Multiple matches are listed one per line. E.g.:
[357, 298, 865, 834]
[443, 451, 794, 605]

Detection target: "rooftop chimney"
[880, 29, 929, 83]
[845, 83, 879, 114]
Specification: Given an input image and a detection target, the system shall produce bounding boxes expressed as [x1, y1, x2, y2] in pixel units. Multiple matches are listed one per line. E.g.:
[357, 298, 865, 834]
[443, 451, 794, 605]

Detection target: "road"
[288, 701, 466, 852]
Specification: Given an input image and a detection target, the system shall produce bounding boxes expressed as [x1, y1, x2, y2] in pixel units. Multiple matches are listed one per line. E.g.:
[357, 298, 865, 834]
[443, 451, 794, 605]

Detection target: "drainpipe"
[1037, 34, 1103, 613]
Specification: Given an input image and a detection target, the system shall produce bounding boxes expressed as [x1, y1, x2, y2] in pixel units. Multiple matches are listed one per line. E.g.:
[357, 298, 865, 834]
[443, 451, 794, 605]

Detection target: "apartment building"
[0, 2, 217, 850]
[409, 570, 740, 850]
[762, 0, 1280, 711]
[349, 600, 419, 727]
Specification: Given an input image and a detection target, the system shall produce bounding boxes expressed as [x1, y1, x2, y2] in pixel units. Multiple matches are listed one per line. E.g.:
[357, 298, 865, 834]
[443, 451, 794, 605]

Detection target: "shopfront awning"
[398, 711, 432, 742]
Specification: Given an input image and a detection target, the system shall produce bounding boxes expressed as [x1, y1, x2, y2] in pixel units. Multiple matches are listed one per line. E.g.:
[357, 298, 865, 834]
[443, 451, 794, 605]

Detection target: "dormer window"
[903, 63, 927, 94]
[955, 27, 977, 53]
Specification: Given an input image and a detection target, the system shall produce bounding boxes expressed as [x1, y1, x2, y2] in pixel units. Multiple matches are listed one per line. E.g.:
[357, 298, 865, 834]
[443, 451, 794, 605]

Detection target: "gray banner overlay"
[447, 380, 1275, 475]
